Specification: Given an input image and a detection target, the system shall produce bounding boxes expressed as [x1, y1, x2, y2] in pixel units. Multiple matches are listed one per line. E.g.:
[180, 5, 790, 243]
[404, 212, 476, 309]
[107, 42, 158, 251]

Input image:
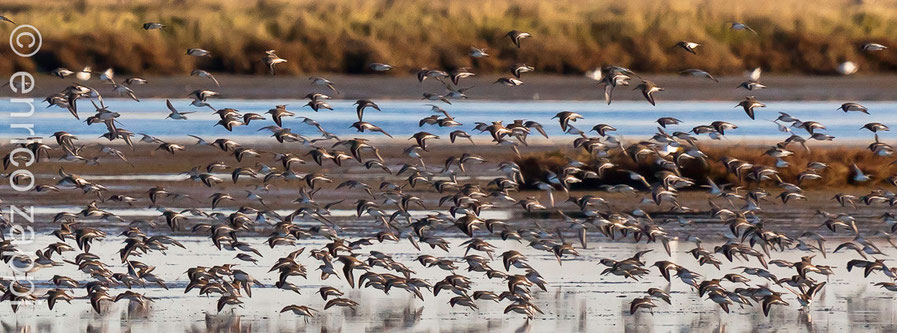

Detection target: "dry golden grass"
[3, 0, 897, 75]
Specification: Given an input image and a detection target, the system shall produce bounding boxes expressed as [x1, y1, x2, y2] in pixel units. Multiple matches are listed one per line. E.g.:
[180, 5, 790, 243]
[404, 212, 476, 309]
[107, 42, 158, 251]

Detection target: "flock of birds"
[3, 16, 897, 327]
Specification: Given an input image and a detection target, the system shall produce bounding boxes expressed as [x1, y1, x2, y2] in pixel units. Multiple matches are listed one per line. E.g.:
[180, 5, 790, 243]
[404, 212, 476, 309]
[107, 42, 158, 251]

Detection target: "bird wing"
[604, 84, 614, 105]
[166, 99, 178, 114]
[644, 90, 656, 106]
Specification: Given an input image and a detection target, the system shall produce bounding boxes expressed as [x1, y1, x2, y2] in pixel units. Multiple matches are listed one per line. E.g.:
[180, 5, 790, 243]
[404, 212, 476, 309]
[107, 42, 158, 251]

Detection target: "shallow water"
[1, 99, 892, 142]
[3, 97, 897, 332]
[1, 234, 896, 333]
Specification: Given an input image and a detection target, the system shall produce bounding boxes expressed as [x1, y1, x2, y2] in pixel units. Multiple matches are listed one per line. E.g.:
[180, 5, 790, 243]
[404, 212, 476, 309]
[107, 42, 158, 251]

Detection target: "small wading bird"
[17, 14, 897, 329]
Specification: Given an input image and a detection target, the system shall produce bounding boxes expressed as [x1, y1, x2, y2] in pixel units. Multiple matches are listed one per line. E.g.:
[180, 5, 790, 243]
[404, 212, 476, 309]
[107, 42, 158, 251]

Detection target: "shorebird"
[495, 77, 524, 86]
[863, 43, 887, 51]
[263, 50, 287, 75]
[838, 61, 858, 75]
[143, 22, 164, 30]
[23, 13, 897, 326]
[281, 305, 317, 323]
[76, 67, 92, 81]
[679, 69, 718, 82]
[761, 294, 789, 317]
[267, 105, 294, 127]
[450, 68, 476, 85]
[191, 70, 220, 87]
[728, 21, 757, 34]
[186, 48, 211, 57]
[862, 122, 889, 132]
[422, 93, 451, 104]
[410, 132, 439, 151]
[511, 64, 535, 78]
[552, 111, 583, 132]
[189, 89, 219, 110]
[635, 80, 663, 106]
[657, 117, 682, 128]
[736, 67, 766, 90]
[305, 99, 334, 111]
[838, 102, 869, 114]
[630, 297, 656, 315]
[591, 124, 617, 136]
[736, 96, 765, 119]
[852, 164, 871, 182]
[351, 121, 392, 138]
[469, 47, 489, 58]
[52, 68, 75, 78]
[310, 77, 339, 94]
[506, 30, 532, 48]
[673, 41, 700, 54]
[217, 295, 242, 312]
[590, 67, 632, 105]
[325, 298, 359, 310]
[354, 99, 381, 121]
[124, 77, 147, 85]
[417, 69, 449, 83]
[737, 81, 766, 90]
[164, 99, 195, 120]
[369, 63, 393, 72]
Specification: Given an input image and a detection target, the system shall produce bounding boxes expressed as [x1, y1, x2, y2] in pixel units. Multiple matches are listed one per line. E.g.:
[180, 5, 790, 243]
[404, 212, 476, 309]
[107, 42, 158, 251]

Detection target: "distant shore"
[5, 0, 897, 78]
[10, 74, 897, 101]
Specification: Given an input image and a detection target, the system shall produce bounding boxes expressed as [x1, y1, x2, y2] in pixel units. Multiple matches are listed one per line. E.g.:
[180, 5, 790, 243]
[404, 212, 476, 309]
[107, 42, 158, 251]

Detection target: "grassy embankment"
[2, 0, 897, 76]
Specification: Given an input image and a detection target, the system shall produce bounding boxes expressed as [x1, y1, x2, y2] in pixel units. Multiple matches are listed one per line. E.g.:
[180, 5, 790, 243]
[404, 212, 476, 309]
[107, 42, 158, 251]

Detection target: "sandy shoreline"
[7, 74, 897, 101]
[7, 143, 895, 230]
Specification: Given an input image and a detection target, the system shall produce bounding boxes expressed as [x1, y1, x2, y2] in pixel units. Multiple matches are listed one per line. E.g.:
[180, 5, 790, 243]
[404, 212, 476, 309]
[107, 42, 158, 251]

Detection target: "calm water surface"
[0, 99, 892, 142]
[2, 99, 896, 332]
[0, 235, 895, 332]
